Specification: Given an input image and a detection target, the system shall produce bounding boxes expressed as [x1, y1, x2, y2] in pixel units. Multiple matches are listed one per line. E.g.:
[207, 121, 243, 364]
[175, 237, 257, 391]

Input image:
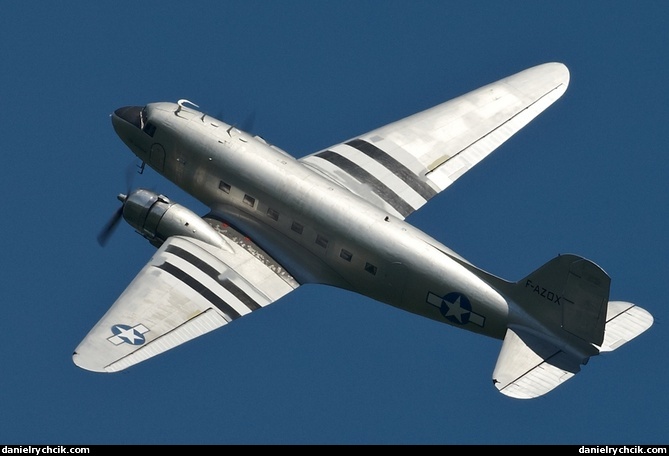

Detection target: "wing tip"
[72, 351, 110, 373]
[538, 61, 570, 83]
[513, 62, 571, 95]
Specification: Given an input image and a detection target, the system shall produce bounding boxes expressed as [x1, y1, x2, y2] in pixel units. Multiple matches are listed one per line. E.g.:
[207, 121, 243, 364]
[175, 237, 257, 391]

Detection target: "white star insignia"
[443, 296, 468, 323]
[108, 324, 149, 346]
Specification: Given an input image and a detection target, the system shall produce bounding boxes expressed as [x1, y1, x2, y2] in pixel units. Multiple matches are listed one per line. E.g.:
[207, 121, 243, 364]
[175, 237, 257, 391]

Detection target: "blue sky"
[1, 1, 667, 445]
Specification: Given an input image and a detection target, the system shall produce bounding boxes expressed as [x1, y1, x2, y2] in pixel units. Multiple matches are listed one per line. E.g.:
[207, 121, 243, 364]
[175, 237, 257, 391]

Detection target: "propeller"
[97, 194, 128, 247]
[97, 159, 141, 247]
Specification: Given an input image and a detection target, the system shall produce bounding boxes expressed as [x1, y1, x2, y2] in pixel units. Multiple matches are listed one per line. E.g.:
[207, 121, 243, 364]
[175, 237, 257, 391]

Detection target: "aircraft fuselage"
[112, 102, 509, 340]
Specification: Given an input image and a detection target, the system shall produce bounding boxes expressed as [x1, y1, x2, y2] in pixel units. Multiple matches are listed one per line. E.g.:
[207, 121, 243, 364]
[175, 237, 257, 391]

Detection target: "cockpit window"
[143, 122, 156, 137]
[140, 108, 156, 137]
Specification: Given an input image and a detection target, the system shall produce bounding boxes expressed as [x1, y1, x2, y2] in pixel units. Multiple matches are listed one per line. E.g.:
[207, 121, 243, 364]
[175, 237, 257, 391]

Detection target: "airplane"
[73, 62, 653, 399]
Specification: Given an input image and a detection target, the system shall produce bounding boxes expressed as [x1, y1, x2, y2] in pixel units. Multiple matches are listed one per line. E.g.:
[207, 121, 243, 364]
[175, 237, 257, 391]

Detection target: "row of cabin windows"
[219, 179, 378, 276]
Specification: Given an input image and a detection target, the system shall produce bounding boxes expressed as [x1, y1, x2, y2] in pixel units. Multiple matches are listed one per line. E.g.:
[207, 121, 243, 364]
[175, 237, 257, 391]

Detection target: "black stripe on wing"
[345, 139, 436, 200]
[314, 150, 414, 217]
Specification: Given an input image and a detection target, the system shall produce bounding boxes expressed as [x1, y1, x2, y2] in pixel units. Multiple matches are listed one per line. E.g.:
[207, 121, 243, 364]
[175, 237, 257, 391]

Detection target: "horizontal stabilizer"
[493, 326, 581, 399]
[598, 301, 654, 352]
[493, 300, 653, 399]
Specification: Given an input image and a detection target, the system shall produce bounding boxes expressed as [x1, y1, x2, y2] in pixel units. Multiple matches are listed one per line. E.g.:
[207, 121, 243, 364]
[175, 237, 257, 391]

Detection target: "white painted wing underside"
[493, 302, 654, 399]
[73, 228, 298, 372]
[300, 62, 570, 219]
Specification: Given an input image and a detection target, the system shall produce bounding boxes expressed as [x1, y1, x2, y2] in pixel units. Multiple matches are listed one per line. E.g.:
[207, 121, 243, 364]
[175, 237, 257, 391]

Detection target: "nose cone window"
[113, 106, 157, 137]
[114, 106, 143, 129]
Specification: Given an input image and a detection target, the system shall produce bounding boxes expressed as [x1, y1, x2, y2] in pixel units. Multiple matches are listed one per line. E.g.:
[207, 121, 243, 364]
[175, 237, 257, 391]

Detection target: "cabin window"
[267, 208, 279, 221]
[340, 249, 353, 262]
[315, 235, 328, 249]
[291, 221, 304, 234]
[243, 194, 256, 207]
[364, 262, 377, 275]
[219, 181, 231, 193]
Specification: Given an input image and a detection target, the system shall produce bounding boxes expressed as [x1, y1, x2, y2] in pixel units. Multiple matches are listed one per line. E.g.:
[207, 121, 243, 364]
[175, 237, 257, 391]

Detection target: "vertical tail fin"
[514, 254, 610, 349]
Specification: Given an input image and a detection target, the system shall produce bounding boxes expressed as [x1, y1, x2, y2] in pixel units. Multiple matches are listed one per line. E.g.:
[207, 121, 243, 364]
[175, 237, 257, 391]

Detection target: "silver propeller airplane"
[73, 62, 653, 399]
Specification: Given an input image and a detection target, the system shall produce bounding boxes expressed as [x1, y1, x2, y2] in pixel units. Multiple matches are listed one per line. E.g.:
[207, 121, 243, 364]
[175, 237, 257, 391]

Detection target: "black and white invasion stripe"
[310, 138, 437, 218]
[156, 243, 263, 322]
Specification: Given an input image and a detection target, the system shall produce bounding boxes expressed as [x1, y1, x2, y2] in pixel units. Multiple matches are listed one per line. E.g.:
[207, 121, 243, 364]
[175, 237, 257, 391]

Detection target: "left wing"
[73, 223, 299, 372]
[299, 62, 569, 219]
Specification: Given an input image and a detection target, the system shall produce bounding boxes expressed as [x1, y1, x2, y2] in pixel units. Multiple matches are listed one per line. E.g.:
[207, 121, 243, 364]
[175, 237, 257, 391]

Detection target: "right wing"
[299, 62, 569, 219]
[73, 222, 299, 372]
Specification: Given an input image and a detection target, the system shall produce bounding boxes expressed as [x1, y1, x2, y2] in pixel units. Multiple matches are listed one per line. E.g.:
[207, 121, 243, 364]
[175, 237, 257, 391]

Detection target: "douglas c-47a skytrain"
[73, 62, 653, 399]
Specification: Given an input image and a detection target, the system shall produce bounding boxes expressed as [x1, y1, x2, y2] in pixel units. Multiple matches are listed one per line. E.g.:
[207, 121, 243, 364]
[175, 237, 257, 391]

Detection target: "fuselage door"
[150, 143, 166, 173]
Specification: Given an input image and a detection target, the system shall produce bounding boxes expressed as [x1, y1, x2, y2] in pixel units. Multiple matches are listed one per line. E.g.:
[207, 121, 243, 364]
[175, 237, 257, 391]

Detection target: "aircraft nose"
[113, 106, 143, 129]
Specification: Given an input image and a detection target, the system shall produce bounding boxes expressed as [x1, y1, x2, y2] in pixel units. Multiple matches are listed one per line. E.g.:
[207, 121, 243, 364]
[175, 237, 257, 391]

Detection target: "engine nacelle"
[121, 188, 228, 249]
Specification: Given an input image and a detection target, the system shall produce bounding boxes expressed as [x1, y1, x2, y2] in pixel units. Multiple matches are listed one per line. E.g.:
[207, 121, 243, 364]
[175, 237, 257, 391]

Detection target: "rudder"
[516, 254, 610, 347]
